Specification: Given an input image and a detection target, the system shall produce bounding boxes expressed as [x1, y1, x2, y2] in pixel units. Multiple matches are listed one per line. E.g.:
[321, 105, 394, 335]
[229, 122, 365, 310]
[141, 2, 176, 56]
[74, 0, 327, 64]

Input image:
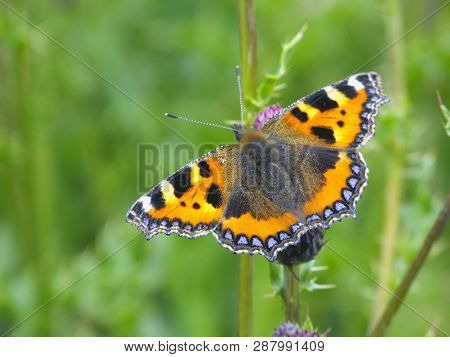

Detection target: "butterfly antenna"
[235, 66, 245, 128]
[164, 113, 236, 132]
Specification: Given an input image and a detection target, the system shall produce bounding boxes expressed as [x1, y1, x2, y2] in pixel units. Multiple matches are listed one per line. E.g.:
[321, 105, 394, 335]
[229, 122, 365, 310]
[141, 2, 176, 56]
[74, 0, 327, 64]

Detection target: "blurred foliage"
[0, 0, 449, 336]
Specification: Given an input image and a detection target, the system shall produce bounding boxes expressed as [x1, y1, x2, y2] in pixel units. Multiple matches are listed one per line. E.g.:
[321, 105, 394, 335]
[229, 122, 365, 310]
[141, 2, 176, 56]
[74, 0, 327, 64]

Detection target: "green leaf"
[254, 25, 308, 111]
[436, 91, 450, 136]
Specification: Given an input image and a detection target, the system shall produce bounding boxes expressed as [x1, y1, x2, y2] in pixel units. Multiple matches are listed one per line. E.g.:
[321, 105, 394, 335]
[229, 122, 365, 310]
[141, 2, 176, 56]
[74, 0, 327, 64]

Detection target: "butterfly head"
[232, 123, 269, 145]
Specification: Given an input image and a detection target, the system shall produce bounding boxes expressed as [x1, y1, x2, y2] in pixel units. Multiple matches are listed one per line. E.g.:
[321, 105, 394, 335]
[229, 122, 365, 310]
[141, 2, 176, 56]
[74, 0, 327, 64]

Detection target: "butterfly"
[126, 72, 388, 262]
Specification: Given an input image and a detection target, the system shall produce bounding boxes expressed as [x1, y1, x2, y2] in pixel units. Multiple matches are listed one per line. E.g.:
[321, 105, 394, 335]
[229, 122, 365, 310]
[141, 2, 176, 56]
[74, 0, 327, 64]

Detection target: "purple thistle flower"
[272, 322, 325, 337]
[253, 104, 282, 130]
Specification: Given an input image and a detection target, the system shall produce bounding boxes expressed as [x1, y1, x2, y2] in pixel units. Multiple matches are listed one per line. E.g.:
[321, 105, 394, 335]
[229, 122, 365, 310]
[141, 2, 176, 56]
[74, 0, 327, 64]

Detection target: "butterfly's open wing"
[264, 72, 386, 226]
[212, 146, 368, 262]
[264, 72, 388, 148]
[126, 145, 237, 239]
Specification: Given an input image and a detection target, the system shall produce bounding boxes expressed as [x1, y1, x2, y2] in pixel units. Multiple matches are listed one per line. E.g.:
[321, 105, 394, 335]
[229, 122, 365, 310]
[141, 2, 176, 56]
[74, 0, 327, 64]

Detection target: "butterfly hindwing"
[265, 72, 388, 148]
[302, 149, 368, 225]
[213, 189, 306, 261]
[126, 146, 235, 239]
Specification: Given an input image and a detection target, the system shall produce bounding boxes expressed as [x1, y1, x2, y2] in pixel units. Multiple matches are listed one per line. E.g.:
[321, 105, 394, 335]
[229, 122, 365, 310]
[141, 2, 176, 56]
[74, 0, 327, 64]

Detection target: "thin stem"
[372, 154, 402, 318]
[371, 0, 406, 324]
[283, 266, 300, 324]
[236, 0, 257, 336]
[238, 255, 253, 336]
[369, 193, 450, 336]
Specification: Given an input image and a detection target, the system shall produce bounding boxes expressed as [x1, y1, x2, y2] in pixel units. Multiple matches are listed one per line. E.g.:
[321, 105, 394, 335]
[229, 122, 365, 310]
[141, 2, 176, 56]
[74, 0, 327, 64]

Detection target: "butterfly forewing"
[127, 146, 235, 239]
[264, 72, 388, 149]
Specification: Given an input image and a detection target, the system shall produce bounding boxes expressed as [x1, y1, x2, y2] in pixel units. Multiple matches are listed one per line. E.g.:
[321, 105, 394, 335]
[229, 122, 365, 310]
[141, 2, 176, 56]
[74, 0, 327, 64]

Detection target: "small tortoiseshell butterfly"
[126, 72, 388, 262]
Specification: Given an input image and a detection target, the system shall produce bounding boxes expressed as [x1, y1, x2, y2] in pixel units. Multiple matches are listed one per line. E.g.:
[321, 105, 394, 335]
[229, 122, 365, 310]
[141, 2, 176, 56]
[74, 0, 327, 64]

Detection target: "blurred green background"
[0, 0, 449, 337]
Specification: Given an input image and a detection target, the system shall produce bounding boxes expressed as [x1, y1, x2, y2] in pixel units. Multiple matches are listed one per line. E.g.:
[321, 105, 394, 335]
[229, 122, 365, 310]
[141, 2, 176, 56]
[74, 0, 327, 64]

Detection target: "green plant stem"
[371, 0, 406, 324]
[236, 0, 257, 336]
[369, 193, 450, 336]
[373, 153, 402, 318]
[238, 255, 253, 336]
[283, 266, 300, 324]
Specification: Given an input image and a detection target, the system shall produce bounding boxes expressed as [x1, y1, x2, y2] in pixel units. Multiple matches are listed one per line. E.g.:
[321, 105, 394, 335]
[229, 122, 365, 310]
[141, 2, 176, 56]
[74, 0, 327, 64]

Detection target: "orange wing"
[213, 210, 307, 262]
[126, 146, 236, 239]
[265, 72, 388, 148]
[302, 149, 368, 226]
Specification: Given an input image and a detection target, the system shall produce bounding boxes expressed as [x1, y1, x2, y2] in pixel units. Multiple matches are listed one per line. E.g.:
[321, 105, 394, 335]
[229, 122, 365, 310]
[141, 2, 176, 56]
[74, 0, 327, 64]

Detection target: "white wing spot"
[348, 76, 364, 90]
[140, 195, 153, 212]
